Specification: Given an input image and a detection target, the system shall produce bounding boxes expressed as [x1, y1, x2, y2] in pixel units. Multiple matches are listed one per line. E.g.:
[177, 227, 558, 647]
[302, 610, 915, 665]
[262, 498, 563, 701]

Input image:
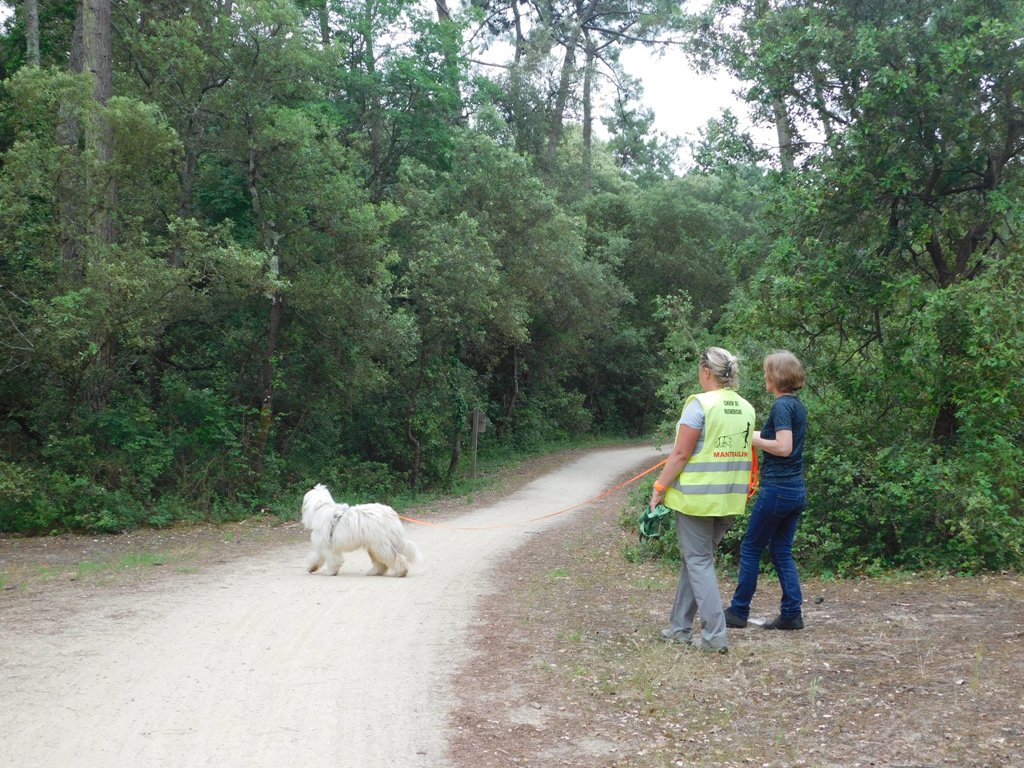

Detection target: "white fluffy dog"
[301, 484, 422, 577]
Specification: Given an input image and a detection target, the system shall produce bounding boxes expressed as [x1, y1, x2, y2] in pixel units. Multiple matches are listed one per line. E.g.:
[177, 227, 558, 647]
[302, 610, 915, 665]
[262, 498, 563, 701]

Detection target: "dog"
[300, 484, 421, 577]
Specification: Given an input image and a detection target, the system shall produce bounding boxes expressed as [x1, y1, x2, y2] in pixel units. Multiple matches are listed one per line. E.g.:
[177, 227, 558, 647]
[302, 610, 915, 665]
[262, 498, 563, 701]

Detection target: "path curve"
[0, 444, 662, 768]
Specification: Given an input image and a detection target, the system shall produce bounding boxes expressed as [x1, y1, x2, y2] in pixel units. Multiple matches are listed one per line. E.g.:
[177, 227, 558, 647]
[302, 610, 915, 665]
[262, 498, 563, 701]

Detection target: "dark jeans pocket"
[768, 487, 806, 519]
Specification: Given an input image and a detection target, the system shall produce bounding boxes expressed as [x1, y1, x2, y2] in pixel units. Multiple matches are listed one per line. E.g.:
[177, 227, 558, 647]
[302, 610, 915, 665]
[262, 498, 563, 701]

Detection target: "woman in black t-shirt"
[724, 351, 808, 630]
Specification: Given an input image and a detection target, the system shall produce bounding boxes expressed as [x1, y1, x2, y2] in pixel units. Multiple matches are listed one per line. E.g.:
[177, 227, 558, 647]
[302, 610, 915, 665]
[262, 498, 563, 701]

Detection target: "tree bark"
[446, 418, 462, 486]
[772, 97, 795, 172]
[58, 2, 85, 278]
[25, 0, 40, 67]
[84, 0, 116, 248]
[81, 0, 117, 411]
[360, 13, 385, 199]
[504, 347, 519, 421]
[176, 113, 204, 232]
[546, 22, 582, 160]
[247, 137, 284, 478]
[512, 0, 525, 64]
[930, 398, 958, 444]
[581, 34, 595, 186]
[317, 0, 331, 48]
[406, 388, 422, 492]
[253, 291, 284, 478]
[83, 0, 112, 104]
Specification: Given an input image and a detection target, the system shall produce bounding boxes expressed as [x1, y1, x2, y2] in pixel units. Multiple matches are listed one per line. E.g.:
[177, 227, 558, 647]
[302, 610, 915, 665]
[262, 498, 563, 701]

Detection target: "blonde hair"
[764, 351, 805, 393]
[701, 346, 740, 389]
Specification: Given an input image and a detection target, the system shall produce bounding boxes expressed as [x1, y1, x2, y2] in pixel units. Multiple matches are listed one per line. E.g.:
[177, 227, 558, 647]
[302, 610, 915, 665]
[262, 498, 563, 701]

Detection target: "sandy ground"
[0, 444, 664, 768]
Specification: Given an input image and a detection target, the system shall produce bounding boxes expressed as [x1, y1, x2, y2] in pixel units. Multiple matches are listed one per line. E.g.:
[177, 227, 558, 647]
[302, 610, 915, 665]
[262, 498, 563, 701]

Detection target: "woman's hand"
[754, 428, 793, 457]
[650, 424, 699, 512]
[650, 487, 665, 511]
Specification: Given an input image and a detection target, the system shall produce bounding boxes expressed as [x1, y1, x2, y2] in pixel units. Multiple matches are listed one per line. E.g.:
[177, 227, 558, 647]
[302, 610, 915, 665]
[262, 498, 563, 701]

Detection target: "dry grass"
[450, 484, 1024, 768]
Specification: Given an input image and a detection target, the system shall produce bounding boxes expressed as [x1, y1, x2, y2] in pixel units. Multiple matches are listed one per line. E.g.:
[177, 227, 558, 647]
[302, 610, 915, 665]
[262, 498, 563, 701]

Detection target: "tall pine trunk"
[82, 0, 118, 411]
[247, 139, 283, 479]
[25, 0, 40, 66]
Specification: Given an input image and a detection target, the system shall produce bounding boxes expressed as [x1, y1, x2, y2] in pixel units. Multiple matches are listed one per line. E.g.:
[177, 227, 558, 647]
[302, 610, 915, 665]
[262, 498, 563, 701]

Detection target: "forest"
[0, 0, 1021, 574]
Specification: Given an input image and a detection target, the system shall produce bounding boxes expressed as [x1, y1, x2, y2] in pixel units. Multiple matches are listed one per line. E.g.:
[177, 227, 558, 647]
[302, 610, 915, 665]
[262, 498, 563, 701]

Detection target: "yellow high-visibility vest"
[663, 388, 755, 518]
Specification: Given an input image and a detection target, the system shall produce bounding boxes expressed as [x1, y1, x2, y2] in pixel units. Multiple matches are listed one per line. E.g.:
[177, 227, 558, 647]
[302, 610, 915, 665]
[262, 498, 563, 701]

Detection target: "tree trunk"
[176, 113, 204, 232]
[83, 0, 113, 106]
[84, 0, 115, 248]
[317, 1, 330, 48]
[581, 35, 595, 186]
[81, 0, 117, 410]
[930, 397, 958, 444]
[253, 291, 284, 478]
[772, 96, 795, 172]
[446, 417, 462, 487]
[25, 0, 40, 67]
[504, 347, 519, 421]
[512, 0, 525, 64]
[546, 23, 581, 160]
[58, 2, 85, 278]
[406, 388, 422, 492]
[811, 72, 834, 144]
[362, 29, 385, 199]
[246, 137, 283, 478]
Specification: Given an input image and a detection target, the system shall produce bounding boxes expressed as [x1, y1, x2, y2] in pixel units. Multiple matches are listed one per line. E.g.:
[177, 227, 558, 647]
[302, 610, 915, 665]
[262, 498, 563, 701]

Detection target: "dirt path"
[0, 444, 663, 768]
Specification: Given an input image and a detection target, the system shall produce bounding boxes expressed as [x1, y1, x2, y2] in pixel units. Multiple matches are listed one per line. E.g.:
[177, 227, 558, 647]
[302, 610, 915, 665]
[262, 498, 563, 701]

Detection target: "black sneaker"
[763, 614, 804, 630]
[723, 607, 748, 628]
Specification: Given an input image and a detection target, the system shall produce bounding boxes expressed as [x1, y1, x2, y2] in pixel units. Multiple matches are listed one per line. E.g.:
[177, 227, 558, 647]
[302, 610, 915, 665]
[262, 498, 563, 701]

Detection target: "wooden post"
[470, 409, 486, 479]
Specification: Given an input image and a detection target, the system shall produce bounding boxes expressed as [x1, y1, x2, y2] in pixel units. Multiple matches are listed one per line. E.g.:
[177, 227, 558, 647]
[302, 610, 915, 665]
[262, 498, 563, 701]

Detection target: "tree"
[112, 0, 240, 225]
[602, 82, 681, 183]
[699, 0, 1024, 570]
[320, 0, 466, 195]
[468, 0, 686, 170]
[25, 0, 39, 67]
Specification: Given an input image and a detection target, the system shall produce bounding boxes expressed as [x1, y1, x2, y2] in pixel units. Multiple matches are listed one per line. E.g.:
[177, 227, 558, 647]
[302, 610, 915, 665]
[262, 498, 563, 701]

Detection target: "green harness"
[638, 503, 673, 540]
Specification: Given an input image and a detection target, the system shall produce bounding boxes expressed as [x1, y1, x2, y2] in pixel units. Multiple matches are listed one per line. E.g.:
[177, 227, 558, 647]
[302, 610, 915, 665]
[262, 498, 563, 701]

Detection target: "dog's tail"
[403, 539, 422, 565]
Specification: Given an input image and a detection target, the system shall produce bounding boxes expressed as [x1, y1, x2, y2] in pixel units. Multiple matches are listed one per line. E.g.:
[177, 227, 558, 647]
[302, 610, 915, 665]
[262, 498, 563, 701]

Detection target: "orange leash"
[399, 459, 668, 532]
[748, 446, 759, 498]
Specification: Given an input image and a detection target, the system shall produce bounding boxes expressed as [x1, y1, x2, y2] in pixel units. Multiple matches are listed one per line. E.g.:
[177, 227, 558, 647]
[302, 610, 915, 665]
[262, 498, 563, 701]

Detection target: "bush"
[801, 439, 1024, 575]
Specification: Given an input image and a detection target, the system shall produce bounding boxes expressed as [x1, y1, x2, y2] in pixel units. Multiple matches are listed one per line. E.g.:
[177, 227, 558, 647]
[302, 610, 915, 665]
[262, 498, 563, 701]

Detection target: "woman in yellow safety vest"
[649, 346, 756, 654]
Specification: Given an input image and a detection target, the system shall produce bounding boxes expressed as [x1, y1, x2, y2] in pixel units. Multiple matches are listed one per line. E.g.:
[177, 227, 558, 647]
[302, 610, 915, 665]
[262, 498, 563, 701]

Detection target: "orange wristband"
[653, 480, 668, 493]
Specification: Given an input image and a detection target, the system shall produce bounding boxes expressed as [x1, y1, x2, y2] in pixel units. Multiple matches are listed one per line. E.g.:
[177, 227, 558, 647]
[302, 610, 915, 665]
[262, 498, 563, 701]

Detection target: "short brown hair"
[764, 351, 805, 393]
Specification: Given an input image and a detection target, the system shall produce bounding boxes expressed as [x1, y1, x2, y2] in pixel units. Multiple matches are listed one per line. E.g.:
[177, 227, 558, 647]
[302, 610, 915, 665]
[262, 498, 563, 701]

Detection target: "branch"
[466, 57, 513, 70]
[585, 25, 687, 46]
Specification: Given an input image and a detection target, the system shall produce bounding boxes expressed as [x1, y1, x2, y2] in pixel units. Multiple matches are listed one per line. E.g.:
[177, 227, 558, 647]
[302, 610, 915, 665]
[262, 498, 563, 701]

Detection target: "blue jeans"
[729, 483, 806, 619]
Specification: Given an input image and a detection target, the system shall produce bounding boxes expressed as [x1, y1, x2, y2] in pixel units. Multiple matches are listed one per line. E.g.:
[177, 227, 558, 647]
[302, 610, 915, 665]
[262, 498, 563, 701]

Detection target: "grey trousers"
[667, 512, 736, 650]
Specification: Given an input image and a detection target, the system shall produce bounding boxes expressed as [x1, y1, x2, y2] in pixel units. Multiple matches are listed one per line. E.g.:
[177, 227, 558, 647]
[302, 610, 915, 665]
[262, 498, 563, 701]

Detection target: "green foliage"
[602, 85, 681, 183]
[0, 0, 1020, 581]
[690, 110, 768, 175]
[688, 0, 1024, 574]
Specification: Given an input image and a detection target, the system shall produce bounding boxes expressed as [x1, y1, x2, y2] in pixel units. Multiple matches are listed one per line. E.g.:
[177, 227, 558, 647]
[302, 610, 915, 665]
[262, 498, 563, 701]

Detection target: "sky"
[619, 44, 770, 159]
